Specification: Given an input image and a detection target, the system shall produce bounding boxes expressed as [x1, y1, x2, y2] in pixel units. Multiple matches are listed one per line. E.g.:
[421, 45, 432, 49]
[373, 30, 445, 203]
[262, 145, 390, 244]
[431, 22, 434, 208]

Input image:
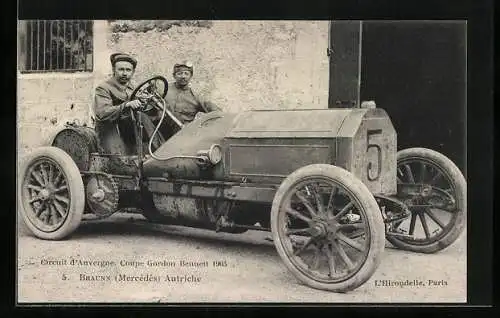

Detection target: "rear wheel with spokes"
[387, 148, 466, 253]
[271, 164, 385, 293]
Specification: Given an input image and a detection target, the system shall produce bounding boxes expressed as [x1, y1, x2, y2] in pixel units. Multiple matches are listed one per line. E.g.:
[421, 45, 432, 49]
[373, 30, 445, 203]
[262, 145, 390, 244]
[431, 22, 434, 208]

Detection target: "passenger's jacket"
[164, 82, 221, 124]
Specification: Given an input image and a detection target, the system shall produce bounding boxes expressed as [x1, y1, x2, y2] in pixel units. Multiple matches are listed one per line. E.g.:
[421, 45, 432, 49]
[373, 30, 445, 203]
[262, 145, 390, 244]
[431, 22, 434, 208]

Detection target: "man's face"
[173, 68, 193, 87]
[113, 61, 135, 85]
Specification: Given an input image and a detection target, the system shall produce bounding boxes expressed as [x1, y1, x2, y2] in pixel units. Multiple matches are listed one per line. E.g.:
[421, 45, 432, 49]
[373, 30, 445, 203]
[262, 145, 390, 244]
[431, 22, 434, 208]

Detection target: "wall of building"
[17, 20, 108, 157]
[17, 74, 94, 157]
[107, 20, 330, 113]
[18, 20, 330, 155]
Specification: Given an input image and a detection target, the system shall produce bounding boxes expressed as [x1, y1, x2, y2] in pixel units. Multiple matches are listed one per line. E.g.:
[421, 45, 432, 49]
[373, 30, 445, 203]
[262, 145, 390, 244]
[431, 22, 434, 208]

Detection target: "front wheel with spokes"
[18, 147, 85, 240]
[271, 164, 385, 293]
[387, 147, 466, 253]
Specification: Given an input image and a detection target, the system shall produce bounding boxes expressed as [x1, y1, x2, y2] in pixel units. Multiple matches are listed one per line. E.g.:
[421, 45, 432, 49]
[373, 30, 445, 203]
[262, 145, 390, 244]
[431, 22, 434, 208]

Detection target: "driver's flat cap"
[110, 53, 137, 68]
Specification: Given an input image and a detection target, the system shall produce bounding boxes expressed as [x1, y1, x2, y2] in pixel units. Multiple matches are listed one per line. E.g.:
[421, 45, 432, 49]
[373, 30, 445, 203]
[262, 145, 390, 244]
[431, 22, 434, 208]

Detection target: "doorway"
[329, 21, 467, 175]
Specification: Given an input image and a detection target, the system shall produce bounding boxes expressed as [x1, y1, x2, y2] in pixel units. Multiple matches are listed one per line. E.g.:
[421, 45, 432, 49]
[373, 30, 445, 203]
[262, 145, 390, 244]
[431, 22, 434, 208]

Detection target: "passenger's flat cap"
[173, 61, 194, 73]
[110, 53, 137, 68]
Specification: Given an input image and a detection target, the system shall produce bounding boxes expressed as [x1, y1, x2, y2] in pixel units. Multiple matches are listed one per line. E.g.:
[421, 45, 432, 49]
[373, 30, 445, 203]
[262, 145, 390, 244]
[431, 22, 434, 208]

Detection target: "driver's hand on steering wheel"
[124, 100, 143, 111]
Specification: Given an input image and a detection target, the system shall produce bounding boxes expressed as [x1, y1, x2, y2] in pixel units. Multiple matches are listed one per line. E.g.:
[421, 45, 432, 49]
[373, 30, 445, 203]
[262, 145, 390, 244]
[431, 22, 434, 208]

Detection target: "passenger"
[164, 61, 221, 125]
[93, 53, 163, 155]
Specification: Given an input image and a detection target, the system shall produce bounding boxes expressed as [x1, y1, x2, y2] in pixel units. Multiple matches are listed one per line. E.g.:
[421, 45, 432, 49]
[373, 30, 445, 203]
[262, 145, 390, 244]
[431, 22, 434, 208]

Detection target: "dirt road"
[17, 213, 466, 303]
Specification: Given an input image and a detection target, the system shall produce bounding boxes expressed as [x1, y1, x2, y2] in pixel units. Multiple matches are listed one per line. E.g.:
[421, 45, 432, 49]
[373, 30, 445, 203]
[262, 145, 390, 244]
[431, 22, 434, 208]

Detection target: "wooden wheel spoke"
[434, 205, 458, 213]
[332, 240, 355, 271]
[324, 244, 336, 277]
[54, 185, 68, 193]
[334, 201, 354, 221]
[309, 246, 321, 270]
[419, 212, 431, 239]
[29, 195, 42, 204]
[428, 171, 443, 186]
[31, 170, 45, 186]
[35, 203, 46, 217]
[345, 230, 366, 239]
[338, 222, 365, 231]
[403, 164, 415, 183]
[285, 206, 312, 224]
[295, 191, 318, 218]
[326, 186, 338, 217]
[39, 206, 50, 219]
[408, 212, 417, 235]
[47, 204, 55, 224]
[397, 167, 404, 177]
[52, 171, 63, 187]
[26, 184, 43, 192]
[336, 232, 365, 252]
[310, 183, 326, 215]
[437, 188, 456, 211]
[293, 237, 314, 256]
[54, 194, 70, 205]
[286, 228, 310, 235]
[40, 164, 50, 185]
[420, 162, 427, 183]
[52, 200, 67, 217]
[39, 209, 47, 223]
[48, 163, 54, 184]
[424, 208, 446, 229]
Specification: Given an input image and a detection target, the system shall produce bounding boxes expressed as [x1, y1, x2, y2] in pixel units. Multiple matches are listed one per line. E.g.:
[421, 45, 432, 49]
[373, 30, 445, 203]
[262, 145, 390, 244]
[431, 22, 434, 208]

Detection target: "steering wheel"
[130, 75, 169, 113]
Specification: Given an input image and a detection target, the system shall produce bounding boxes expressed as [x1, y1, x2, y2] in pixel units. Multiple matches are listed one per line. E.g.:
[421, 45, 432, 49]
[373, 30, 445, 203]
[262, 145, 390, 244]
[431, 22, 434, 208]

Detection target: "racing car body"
[146, 107, 396, 190]
[18, 76, 466, 293]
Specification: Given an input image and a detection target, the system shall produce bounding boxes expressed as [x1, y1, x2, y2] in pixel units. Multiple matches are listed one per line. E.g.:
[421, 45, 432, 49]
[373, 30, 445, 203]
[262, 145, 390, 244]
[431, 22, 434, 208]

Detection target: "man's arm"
[94, 86, 129, 122]
[201, 100, 221, 112]
[190, 87, 221, 113]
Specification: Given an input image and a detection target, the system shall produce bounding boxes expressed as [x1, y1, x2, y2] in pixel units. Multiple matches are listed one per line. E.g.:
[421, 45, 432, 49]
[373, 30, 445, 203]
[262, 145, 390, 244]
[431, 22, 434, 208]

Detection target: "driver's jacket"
[93, 77, 161, 155]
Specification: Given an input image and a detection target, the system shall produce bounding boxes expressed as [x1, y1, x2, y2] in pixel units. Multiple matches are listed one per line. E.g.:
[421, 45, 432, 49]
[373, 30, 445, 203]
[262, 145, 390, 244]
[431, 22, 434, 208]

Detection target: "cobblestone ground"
[17, 213, 466, 303]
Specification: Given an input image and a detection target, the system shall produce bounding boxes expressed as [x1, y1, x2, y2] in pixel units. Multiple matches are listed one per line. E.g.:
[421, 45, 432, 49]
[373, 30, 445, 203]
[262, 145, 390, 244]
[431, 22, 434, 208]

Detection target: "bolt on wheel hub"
[309, 223, 327, 237]
[91, 189, 106, 202]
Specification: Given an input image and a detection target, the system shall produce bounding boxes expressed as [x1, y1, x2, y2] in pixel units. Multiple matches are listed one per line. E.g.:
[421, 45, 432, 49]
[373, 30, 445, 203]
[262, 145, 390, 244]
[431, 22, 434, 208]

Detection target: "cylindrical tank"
[51, 123, 98, 171]
[152, 194, 211, 223]
[151, 193, 270, 231]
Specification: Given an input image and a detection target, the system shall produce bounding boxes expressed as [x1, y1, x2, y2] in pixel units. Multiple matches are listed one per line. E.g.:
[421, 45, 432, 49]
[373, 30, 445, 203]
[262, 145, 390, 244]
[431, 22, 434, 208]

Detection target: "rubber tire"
[141, 210, 172, 224]
[386, 147, 467, 253]
[271, 164, 385, 293]
[18, 146, 85, 240]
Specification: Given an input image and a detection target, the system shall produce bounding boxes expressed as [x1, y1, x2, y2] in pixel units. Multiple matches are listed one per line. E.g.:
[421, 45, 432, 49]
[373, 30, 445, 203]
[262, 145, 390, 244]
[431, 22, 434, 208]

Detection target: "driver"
[164, 61, 221, 124]
[93, 53, 162, 155]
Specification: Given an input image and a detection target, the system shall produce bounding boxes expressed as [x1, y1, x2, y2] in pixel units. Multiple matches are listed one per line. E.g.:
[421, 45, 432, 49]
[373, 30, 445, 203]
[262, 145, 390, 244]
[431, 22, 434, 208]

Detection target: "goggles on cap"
[174, 61, 193, 68]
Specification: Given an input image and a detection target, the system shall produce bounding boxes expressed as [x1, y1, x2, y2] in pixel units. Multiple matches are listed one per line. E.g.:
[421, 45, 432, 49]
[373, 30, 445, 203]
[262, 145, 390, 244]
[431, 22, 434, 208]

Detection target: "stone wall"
[17, 20, 330, 154]
[17, 73, 94, 157]
[107, 20, 330, 113]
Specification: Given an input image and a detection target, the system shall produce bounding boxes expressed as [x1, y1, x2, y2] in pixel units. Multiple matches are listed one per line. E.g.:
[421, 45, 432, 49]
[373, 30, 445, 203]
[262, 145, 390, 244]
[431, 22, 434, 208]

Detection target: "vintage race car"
[18, 76, 466, 293]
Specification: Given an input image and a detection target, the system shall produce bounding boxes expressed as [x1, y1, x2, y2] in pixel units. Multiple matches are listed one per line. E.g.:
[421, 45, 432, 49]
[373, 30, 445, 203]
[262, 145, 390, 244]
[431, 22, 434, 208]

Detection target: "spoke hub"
[91, 189, 106, 202]
[40, 188, 51, 200]
[309, 222, 328, 237]
[310, 219, 341, 239]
